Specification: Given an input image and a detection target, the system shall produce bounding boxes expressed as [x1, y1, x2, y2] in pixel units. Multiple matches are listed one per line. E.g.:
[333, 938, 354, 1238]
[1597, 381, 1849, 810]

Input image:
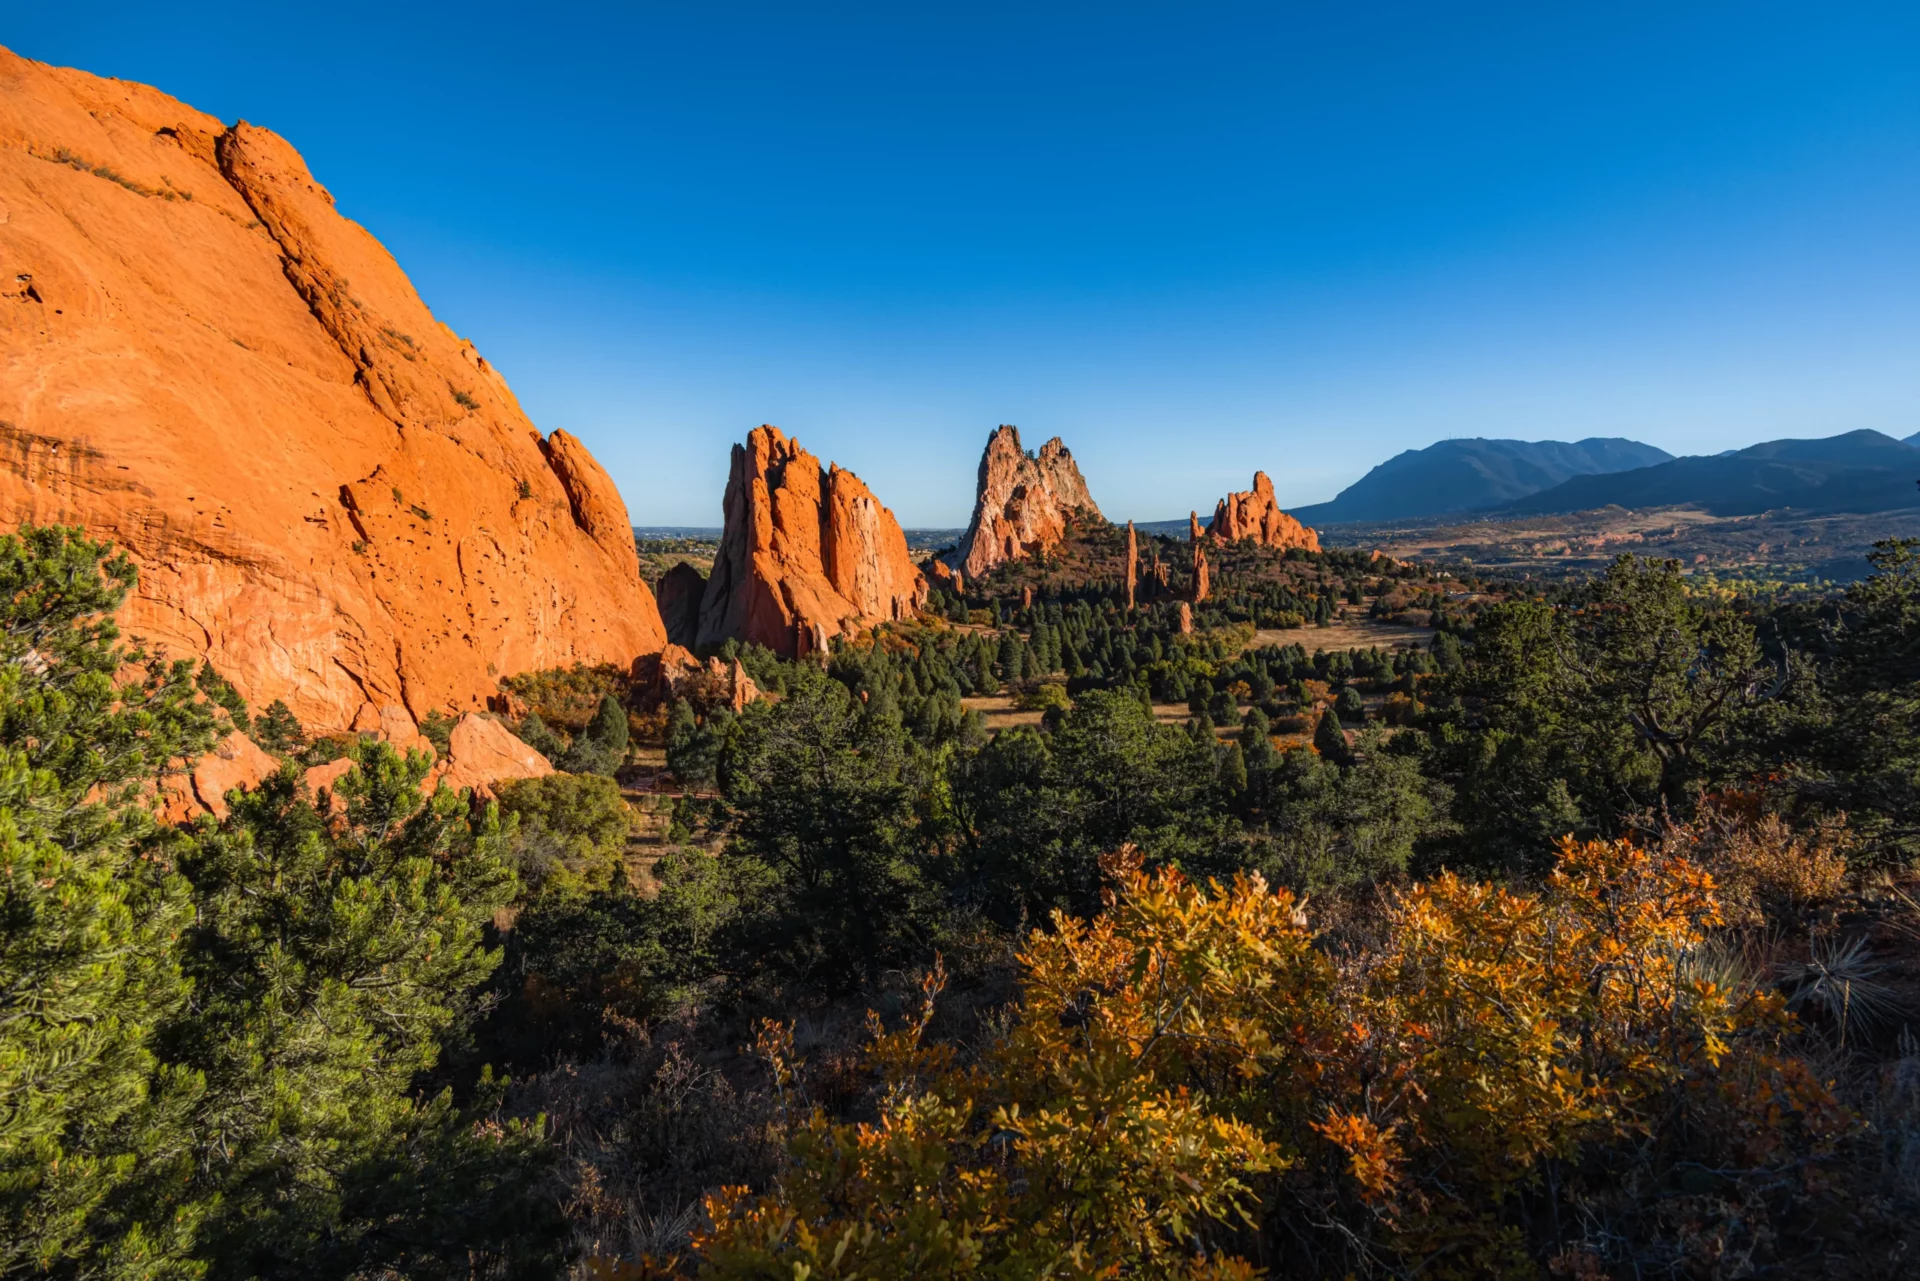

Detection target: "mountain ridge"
[1293, 437, 1674, 525]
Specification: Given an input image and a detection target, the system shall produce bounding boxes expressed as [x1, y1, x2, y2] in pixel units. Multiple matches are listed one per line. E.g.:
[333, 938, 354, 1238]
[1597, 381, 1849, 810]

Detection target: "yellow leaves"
[697, 835, 1851, 1277]
[1314, 1110, 1403, 1203]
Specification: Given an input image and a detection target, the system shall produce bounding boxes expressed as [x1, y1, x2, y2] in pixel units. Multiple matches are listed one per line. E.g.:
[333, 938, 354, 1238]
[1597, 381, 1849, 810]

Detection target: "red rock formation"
[1188, 513, 1211, 603]
[954, 425, 1101, 579]
[1177, 601, 1194, 634]
[696, 426, 926, 657]
[430, 714, 553, 799]
[0, 49, 666, 733]
[1206, 472, 1321, 552]
[1125, 521, 1138, 610]
[925, 558, 965, 596]
[647, 642, 759, 711]
[183, 730, 279, 820]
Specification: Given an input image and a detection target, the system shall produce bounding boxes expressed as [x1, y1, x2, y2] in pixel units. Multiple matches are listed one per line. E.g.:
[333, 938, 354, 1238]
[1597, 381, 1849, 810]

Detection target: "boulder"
[303, 756, 354, 795]
[953, 426, 1101, 579]
[0, 48, 667, 733]
[193, 731, 280, 818]
[375, 703, 435, 759]
[695, 426, 926, 657]
[431, 714, 553, 799]
[1206, 472, 1321, 552]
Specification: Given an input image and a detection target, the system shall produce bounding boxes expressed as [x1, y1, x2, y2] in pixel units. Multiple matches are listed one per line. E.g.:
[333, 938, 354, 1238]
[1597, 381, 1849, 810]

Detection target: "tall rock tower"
[696, 426, 927, 658]
[953, 425, 1101, 580]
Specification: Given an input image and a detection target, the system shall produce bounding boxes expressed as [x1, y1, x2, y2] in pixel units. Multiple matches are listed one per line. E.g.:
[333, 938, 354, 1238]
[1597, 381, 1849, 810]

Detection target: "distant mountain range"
[1293, 431, 1920, 526]
[1290, 438, 1674, 525]
[1505, 429, 1920, 518]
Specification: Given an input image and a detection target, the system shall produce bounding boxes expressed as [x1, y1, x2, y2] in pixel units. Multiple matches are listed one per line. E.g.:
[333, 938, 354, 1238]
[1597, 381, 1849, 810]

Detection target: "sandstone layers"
[696, 425, 926, 658]
[1206, 472, 1321, 552]
[0, 49, 666, 732]
[953, 425, 1100, 579]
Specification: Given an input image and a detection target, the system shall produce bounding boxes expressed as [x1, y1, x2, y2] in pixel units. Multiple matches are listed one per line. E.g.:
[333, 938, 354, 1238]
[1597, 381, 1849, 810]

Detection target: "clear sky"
[13, 3, 1920, 525]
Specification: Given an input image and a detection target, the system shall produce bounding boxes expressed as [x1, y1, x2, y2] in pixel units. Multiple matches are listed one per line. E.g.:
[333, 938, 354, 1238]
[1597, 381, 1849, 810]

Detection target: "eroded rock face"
[953, 425, 1101, 580]
[1206, 472, 1321, 552]
[696, 426, 926, 658]
[0, 48, 666, 732]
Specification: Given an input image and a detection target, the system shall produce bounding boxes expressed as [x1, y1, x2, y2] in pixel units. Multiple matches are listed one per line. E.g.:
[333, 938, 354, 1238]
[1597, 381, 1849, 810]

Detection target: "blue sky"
[14, 3, 1920, 525]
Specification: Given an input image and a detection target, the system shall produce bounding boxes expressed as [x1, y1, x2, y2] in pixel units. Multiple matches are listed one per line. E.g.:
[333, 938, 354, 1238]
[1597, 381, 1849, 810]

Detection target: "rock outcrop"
[0, 48, 667, 732]
[1125, 521, 1138, 610]
[1206, 472, 1321, 552]
[926, 558, 964, 596]
[953, 426, 1100, 580]
[696, 426, 926, 658]
[648, 642, 761, 711]
[430, 714, 553, 799]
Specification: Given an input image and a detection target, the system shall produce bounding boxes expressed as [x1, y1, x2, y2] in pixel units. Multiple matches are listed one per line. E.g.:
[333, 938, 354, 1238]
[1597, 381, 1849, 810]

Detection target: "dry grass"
[1249, 616, 1434, 653]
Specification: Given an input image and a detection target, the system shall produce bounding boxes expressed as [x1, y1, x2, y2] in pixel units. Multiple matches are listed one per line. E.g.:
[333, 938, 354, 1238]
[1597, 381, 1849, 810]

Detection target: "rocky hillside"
[953, 424, 1102, 578]
[695, 425, 926, 657]
[0, 48, 665, 731]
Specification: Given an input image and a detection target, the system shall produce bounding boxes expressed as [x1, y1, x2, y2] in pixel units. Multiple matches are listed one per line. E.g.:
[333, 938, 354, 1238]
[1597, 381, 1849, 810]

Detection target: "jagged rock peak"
[0, 47, 666, 730]
[1207, 471, 1322, 552]
[696, 425, 927, 658]
[954, 424, 1102, 579]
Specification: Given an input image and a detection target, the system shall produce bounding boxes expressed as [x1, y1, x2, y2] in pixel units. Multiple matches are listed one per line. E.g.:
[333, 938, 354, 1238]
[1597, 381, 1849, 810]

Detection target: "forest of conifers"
[7, 521, 1920, 1279]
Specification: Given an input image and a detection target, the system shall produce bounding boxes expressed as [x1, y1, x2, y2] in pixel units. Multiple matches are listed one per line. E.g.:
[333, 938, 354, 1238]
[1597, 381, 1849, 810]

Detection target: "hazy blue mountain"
[1290, 437, 1673, 525]
[1505, 430, 1920, 517]
[1905, 430, 1920, 447]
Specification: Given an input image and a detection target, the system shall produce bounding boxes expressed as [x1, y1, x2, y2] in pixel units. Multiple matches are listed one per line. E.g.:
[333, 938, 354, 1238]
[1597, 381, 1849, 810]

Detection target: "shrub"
[495, 771, 634, 895]
[694, 838, 1849, 1277]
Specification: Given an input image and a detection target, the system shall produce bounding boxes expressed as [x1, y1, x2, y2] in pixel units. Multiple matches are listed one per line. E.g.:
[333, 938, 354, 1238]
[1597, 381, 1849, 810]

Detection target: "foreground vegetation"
[6, 522, 1920, 1278]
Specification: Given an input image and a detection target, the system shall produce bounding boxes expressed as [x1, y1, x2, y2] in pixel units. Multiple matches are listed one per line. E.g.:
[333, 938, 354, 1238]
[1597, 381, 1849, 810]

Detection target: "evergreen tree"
[997, 632, 1021, 682]
[514, 711, 567, 762]
[561, 692, 628, 776]
[1220, 740, 1249, 796]
[252, 698, 306, 757]
[1315, 706, 1351, 764]
[0, 525, 226, 1278]
[171, 741, 562, 1278]
[1240, 707, 1275, 774]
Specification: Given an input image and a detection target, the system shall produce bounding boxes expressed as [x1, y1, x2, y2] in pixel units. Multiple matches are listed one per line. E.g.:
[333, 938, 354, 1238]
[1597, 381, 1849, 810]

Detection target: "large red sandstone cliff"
[0, 49, 666, 731]
[696, 425, 926, 658]
[1207, 472, 1321, 553]
[953, 425, 1101, 580]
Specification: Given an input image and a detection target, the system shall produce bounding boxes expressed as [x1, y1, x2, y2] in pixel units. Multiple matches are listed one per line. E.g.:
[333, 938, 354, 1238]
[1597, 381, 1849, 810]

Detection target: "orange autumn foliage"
[692, 840, 1849, 1278]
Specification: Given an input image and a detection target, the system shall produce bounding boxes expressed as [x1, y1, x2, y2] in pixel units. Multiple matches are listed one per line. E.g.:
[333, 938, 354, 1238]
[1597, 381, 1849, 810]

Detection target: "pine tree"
[252, 699, 306, 757]
[561, 693, 629, 776]
[1219, 741, 1249, 796]
[1315, 706, 1351, 764]
[0, 525, 226, 1277]
[172, 740, 562, 1278]
[1240, 707, 1275, 774]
